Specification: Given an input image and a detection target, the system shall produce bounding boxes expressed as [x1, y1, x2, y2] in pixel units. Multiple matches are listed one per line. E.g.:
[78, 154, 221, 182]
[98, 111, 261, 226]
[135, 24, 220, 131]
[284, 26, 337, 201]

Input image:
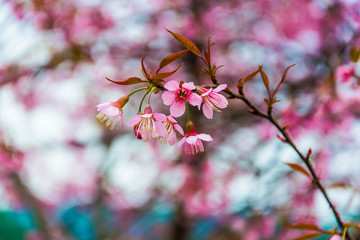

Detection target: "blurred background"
[1, 0, 360, 239]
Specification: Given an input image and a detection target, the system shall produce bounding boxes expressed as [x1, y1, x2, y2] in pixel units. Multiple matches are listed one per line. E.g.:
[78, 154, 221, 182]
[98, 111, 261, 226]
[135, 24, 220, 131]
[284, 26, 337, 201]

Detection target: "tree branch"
[211, 78, 355, 240]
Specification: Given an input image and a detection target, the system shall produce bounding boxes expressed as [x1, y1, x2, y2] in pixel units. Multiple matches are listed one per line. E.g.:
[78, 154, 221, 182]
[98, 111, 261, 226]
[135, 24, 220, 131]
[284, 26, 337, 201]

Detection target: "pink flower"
[177, 122, 212, 154]
[159, 116, 184, 145]
[198, 84, 228, 119]
[96, 96, 129, 130]
[161, 80, 202, 117]
[128, 106, 168, 142]
[336, 64, 355, 82]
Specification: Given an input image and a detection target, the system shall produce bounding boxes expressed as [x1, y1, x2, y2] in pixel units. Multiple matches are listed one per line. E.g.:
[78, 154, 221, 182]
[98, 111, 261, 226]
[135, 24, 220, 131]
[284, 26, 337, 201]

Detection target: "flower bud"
[134, 125, 142, 139]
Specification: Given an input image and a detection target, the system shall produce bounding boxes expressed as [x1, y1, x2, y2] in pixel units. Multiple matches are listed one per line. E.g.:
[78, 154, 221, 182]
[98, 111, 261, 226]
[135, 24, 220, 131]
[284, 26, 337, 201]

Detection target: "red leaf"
[273, 64, 295, 96]
[141, 52, 149, 78]
[157, 49, 189, 73]
[204, 48, 210, 64]
[237, 78, 244, 89]
[204, 38, 216, 64]
[105, 77, 146, 85]
[292, 232, 323, 240]
[284, 163, 311, 179]
[244, 68, 260, 84]
[287, 223, 322, 231]
[166, 28, 201, 57]
[259, 66, 270, 93]
[152, 64, 182, 80]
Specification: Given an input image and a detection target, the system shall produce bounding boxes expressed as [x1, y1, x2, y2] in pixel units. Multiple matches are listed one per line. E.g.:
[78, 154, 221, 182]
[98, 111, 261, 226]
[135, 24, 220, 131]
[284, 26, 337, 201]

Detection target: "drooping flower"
[158, 116, 184, 145]
[177, 121, 213, 154]
[128, 105, 168, 142]
[96, 95, 129, 130]
[162, 80, 202, 117]
[197, 84, 228, 119]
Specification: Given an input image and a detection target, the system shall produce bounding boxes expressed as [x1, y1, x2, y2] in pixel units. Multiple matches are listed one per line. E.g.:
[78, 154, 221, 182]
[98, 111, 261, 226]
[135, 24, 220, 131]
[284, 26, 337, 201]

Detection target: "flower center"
[178, 88, 188, 99]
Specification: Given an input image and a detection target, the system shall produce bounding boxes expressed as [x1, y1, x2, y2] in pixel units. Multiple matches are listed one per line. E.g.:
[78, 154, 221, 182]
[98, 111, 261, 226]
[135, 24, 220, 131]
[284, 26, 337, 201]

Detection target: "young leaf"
[244, 68, 260, 84]
[273, 64, 296, 96]
[157, 49, 189, 73]
[204, 48, 210, 64]
[105, 77, 146, 85]
[204, 38, 216, 64]
[276, 133, 286, 142]
[264, 98, 270, 106]
[152, 64, 183, 80]
[287, 223, 322, 231]
[259, 66, 271, 97]
[285, 162, 311, 179]
[165, 28, 201, 57]
[141, 52, 149, 78]
[293, 232, 323, 240]
[283, 125, 290, 131]
[237, 78, 244, 89]
[306, 148, 312, 159]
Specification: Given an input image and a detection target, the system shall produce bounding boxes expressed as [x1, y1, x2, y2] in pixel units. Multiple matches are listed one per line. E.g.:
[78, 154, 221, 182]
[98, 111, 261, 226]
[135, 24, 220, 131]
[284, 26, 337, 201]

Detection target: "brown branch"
[210, 78, 355, 240]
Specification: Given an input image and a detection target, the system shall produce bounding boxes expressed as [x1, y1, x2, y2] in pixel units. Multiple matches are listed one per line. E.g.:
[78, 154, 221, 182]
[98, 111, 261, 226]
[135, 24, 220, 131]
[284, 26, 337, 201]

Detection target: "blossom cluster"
[96, 77, 228, 154]
[95, 30, 231, 154]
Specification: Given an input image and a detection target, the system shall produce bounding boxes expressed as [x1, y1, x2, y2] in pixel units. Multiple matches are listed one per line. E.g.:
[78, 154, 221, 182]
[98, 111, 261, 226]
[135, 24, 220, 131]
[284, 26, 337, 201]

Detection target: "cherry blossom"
[128, 106, 168, 142]
[177, 122, 213, 154]
[96, 95, 129, 130]
[161, 80, 202, 117]
[197, 84, 228, 119]
[158, 115, 184, 145]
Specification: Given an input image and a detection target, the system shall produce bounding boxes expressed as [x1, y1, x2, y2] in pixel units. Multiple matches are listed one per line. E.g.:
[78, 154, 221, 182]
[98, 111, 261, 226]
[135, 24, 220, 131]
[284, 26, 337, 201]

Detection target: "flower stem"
[138, 90, 150, 113]
[128, 87, 148, 97]
[146, 87, 157, 105]
[186, 101, 191, 123]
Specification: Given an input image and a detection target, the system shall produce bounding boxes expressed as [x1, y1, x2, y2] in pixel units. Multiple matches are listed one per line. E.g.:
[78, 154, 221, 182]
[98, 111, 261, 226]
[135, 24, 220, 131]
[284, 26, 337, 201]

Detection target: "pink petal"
[128, 115, 142, 126]
[102, 105, 120, 116]
[182, 82, 196, 90]
[214, 84, 227, 92]
[170, 100, 186, 117]
[164, 80, 180, 91]
[202, 102, 213, 119]
[188, 93, 202, 109]
[168, 132, 177, 146]
[155, 121, 168, 137]
[176, 137, 186, 148]
[214, 94, 228, 108]
[167, 116, 177, 123]
[174, 123, 184, 135]
[141, 113, 153, 118]
[153, 113, 166, 122]
[120, 112, 125, 129]
[162, 91, 176, 106]
[201, 88, 212, 97]
[198, 134, 213, 142]
[186, 135, 198, 144]
[96, 102, 111, 111]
